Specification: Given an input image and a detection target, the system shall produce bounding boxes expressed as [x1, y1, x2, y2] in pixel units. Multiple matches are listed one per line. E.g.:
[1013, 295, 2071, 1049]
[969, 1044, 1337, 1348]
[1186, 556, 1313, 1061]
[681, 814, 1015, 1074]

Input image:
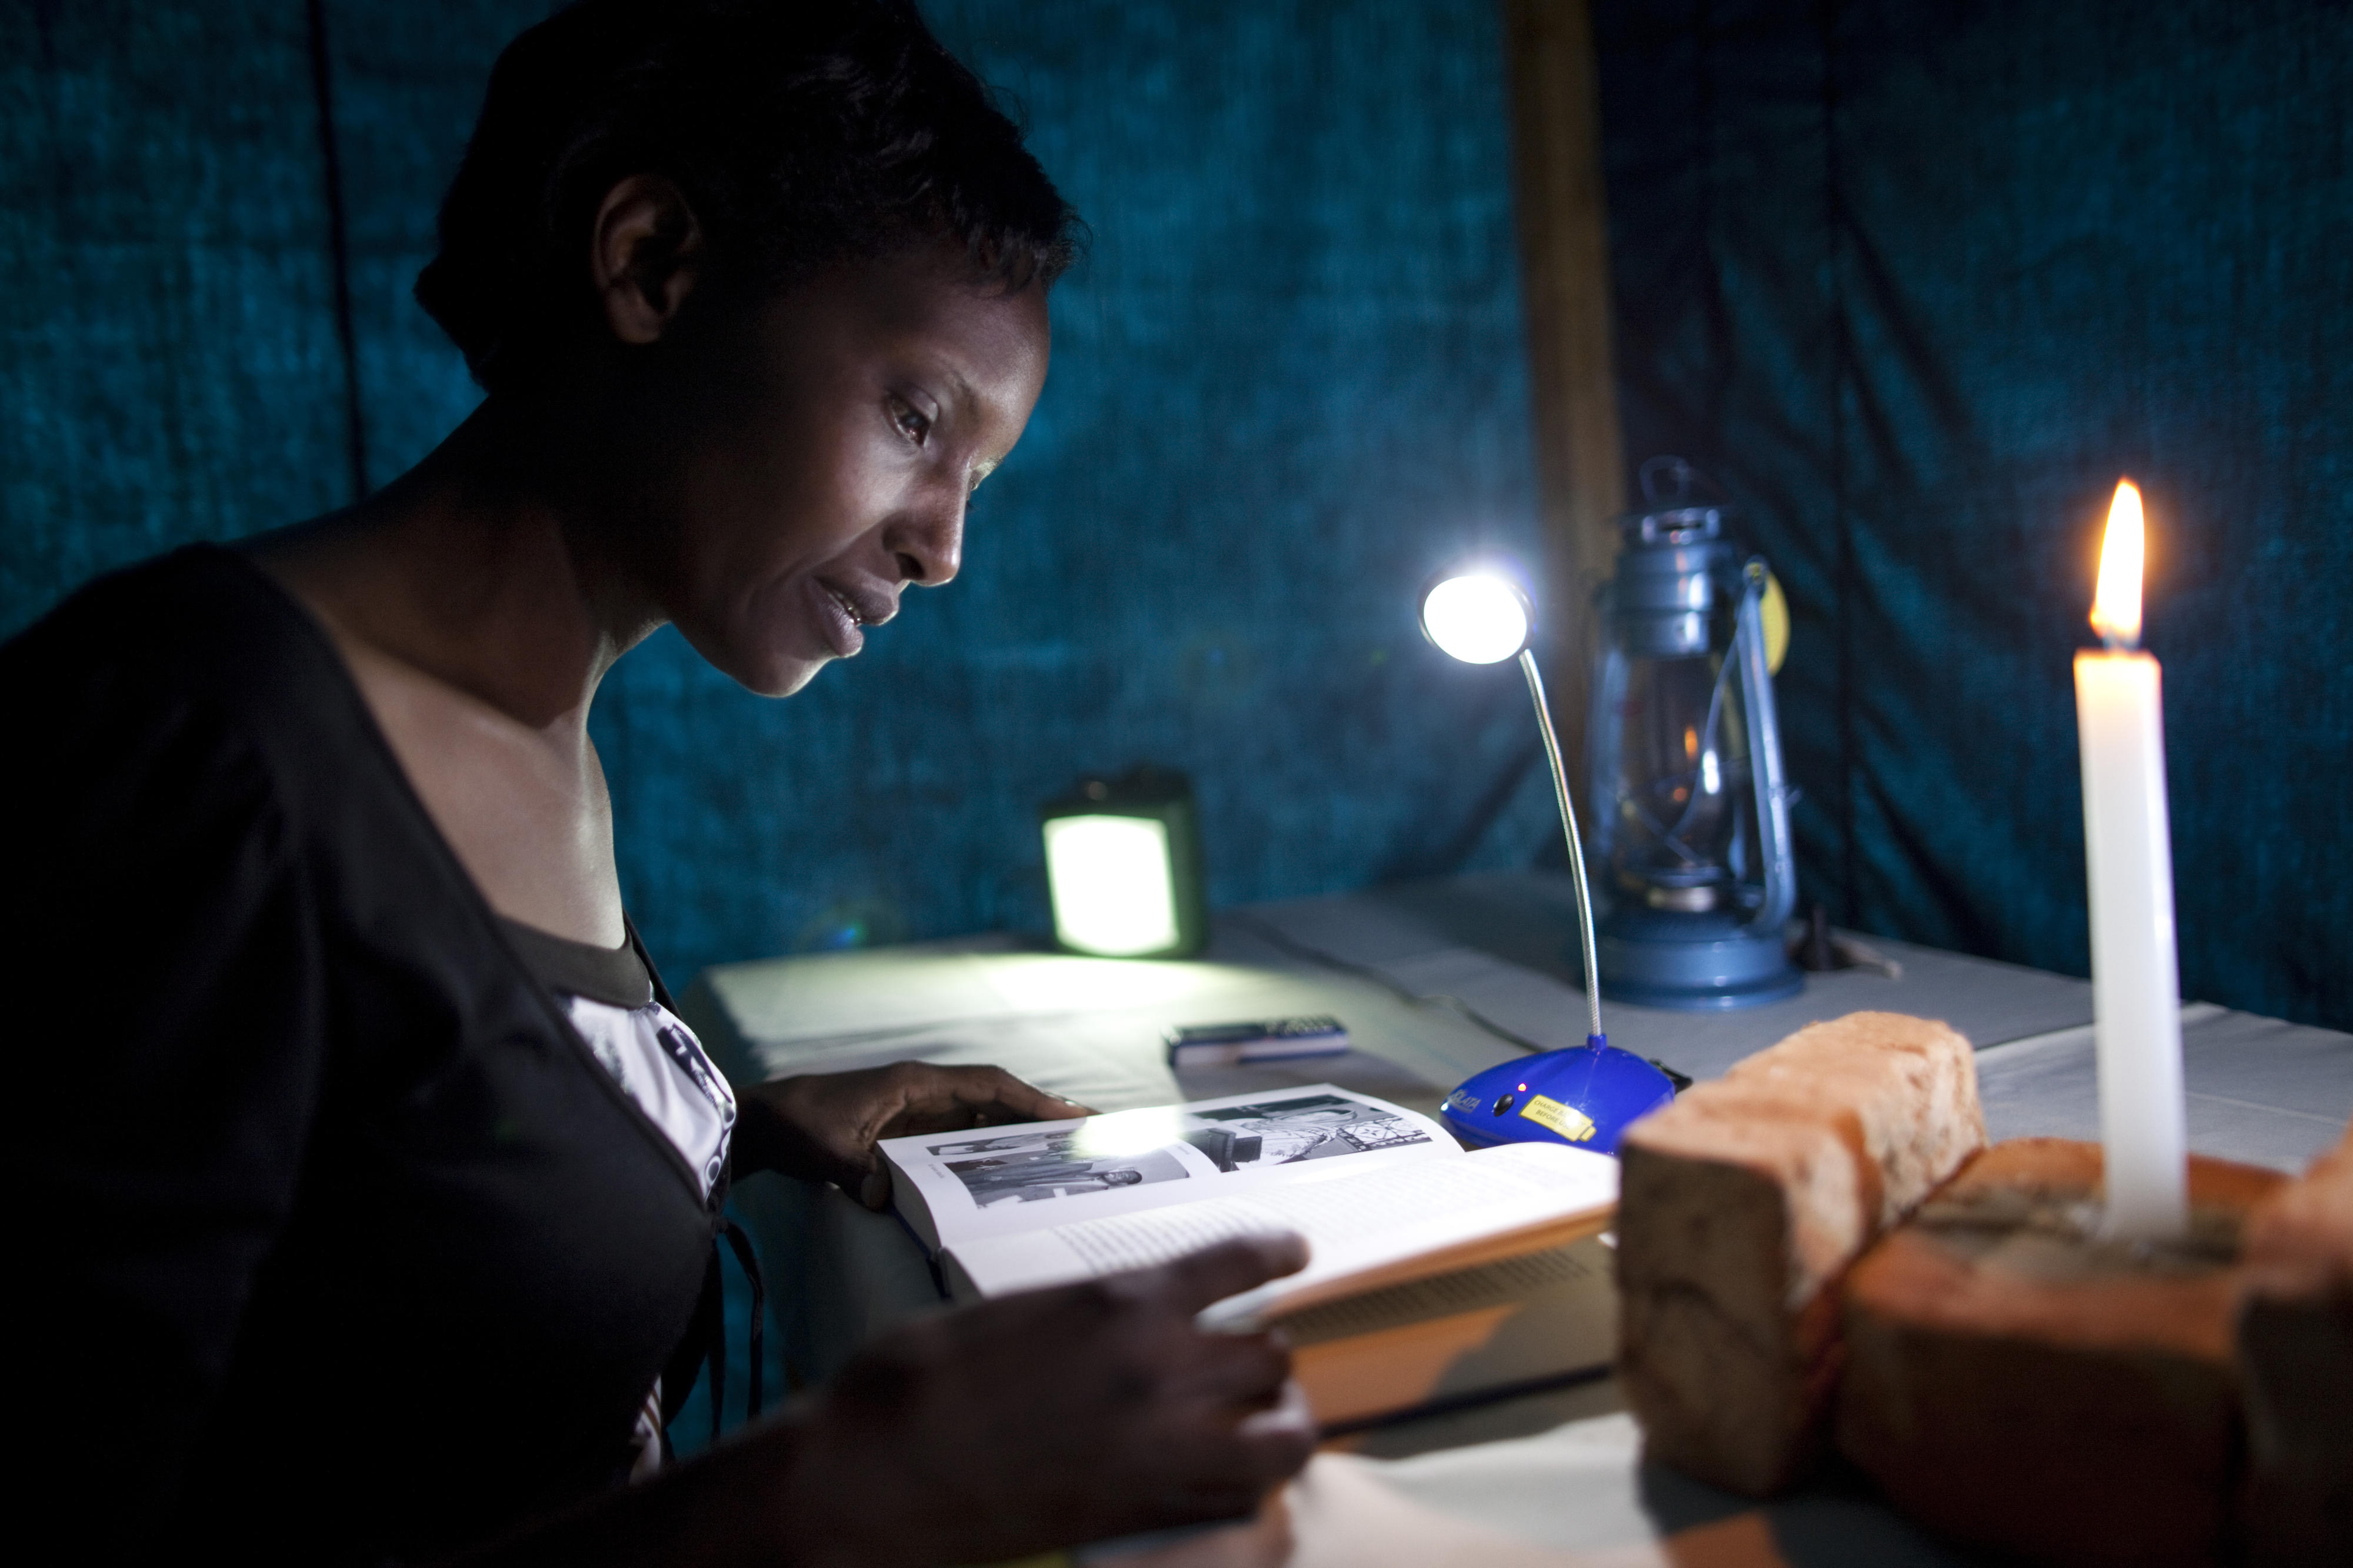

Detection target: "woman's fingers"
[1172, 1330, 1297, 1410]
[748, 1061, 1094, 1195]
[798, 1237, 1321, 1563]
[1231, 1379, 1318, 1477]
[872, 1062, 1092, 1136]
[1153, 1233, 1311, 1317]
[958, 1064, 1091, 1120]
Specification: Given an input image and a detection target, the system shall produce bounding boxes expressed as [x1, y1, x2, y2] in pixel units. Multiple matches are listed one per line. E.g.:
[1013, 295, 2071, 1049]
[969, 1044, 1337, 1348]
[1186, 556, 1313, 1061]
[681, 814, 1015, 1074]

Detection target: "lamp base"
[1439, 1043, 1678, 1156]
[1597, 905, 1803, 1011]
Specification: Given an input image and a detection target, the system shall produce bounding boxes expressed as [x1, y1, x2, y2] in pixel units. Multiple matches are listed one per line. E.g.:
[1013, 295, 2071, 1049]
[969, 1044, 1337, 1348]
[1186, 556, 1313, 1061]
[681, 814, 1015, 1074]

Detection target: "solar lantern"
[1040, 766, 1208, 959]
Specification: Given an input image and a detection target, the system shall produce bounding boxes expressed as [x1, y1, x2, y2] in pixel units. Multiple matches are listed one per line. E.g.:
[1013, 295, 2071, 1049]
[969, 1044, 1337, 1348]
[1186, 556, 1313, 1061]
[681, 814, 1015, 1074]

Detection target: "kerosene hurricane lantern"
[1588, 469, 1802, 1009]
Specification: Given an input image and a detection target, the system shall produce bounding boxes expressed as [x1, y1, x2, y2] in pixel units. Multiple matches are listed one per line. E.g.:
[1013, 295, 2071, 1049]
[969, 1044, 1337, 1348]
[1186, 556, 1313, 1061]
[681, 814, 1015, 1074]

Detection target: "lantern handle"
[1735, 559, 1798, 933]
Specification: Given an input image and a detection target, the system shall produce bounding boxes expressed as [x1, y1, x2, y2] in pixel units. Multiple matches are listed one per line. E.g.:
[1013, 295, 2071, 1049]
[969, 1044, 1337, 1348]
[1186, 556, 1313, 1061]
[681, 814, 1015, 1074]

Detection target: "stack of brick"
[1614, 1010, 2353, 1567]
[2237, 1129, 2353, 1566]
[1614, 1010, 1985, 1495]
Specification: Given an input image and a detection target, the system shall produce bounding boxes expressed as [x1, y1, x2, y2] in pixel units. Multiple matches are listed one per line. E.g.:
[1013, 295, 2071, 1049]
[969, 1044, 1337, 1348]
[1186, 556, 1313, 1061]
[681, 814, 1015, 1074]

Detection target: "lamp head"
[1418, 565, 1534, 665]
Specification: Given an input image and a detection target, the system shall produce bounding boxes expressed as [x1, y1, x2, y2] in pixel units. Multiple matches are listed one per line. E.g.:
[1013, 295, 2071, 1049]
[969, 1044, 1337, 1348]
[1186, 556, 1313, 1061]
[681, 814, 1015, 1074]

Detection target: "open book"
[880, 1085, 1618, 1329]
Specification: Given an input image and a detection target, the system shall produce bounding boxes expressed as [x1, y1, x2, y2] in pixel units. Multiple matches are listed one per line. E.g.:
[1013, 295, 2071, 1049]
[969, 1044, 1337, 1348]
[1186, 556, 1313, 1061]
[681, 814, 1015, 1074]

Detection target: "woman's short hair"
[416, 0, 1081, 392]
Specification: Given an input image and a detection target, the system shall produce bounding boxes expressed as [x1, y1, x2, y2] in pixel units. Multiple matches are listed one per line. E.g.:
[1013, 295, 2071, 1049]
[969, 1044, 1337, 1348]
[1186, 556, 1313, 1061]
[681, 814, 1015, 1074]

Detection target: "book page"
[940, 1142, 1618, 1322]
[880, 1085, 1456, 1253]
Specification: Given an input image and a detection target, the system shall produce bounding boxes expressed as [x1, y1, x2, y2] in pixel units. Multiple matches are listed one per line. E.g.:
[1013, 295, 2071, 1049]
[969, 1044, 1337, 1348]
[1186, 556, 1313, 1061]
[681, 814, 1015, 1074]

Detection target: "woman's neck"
[252, 399, 665, 735]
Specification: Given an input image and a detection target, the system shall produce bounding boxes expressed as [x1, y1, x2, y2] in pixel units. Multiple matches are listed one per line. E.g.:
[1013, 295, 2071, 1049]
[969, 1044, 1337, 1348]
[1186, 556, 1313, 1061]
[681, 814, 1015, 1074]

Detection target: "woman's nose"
[889, 489, 965, 586]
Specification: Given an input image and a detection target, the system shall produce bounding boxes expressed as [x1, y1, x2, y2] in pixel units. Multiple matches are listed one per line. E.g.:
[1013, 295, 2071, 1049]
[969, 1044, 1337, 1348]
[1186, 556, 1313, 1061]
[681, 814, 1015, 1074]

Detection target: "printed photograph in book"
[882, 1085, 1463, 1254]
[944, 1145, 1190, 1206]
[1184, 1093, 1434, 1163]
[925, 1092, 1433, 1209]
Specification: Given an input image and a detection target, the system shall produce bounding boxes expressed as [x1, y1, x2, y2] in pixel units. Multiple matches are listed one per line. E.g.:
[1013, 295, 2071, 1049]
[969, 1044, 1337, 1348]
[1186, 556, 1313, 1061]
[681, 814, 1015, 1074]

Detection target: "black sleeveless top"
[497, 915, 658, 1008]
[3, 547, 724, 1564]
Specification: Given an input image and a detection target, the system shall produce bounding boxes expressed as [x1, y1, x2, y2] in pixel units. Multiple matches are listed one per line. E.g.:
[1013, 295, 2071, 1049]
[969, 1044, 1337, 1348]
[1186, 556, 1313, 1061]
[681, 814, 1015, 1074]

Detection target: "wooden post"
[1503, 0, 1624, 818]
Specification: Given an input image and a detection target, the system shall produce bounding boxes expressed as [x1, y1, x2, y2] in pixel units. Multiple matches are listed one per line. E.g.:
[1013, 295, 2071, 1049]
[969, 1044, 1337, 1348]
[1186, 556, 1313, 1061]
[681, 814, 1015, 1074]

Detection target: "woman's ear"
[589, 173, 705, 345]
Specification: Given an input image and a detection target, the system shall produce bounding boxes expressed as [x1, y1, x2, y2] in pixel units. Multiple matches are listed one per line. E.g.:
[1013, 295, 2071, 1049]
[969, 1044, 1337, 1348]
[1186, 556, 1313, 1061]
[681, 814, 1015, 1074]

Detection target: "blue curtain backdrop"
[1594, 0, 2353, 1031]
[0, 0, 1557, 985]
[4, 2, 2347, 1033]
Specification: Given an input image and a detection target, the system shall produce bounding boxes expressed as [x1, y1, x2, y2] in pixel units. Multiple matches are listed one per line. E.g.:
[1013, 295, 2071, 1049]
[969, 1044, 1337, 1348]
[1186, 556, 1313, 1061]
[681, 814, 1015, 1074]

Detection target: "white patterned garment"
[558, 995, 737, 1480]
[561, 995, 736, 1200]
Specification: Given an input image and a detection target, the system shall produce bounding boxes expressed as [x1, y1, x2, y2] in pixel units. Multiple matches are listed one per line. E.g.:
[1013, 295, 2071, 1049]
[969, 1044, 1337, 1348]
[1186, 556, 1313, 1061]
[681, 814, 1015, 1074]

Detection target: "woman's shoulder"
[0, 542, 411, 858]
[4, 541, 366, 747]
[8, 541, 312, 677]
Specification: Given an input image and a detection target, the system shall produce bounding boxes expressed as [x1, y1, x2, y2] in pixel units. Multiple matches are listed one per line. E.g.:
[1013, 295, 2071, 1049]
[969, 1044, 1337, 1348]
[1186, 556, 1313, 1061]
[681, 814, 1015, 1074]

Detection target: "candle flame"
[2090, 480, 2144, 649]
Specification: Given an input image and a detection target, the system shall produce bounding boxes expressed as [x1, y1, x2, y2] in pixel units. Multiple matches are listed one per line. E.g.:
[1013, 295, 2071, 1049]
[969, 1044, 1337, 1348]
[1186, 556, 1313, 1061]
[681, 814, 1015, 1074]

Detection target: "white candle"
[2074, 479, 2187, 1240]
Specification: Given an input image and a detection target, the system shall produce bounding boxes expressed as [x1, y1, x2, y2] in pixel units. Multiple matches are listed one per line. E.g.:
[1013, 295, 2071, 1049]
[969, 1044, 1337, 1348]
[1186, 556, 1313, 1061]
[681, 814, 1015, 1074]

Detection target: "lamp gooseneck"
[1515, 648, 1604, 1048]
[1420, 563, 1678, 1155]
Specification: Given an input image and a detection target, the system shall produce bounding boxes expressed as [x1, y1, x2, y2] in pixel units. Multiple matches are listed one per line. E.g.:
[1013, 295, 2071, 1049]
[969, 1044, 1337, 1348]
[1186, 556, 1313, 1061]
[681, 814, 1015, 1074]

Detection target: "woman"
[5, 3, 1311, 1563]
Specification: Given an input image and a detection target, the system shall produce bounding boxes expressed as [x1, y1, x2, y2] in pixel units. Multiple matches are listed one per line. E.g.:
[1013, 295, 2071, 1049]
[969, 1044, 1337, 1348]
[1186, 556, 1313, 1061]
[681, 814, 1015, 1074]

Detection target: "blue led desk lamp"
[1415, 566, 1678, 1154]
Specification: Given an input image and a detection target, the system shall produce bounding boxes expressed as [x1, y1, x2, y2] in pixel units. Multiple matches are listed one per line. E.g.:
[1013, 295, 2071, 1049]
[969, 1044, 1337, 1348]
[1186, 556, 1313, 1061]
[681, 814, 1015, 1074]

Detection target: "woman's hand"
[734, 1063, 1090, 1206]
[459, 1237, 1313, 1568]
[783, 1233, 1317, 1566]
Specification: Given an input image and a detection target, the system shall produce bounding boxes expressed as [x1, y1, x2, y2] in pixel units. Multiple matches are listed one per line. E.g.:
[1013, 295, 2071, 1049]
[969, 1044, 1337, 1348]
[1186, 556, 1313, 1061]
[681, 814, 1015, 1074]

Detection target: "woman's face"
[627, 245, 1052, 697]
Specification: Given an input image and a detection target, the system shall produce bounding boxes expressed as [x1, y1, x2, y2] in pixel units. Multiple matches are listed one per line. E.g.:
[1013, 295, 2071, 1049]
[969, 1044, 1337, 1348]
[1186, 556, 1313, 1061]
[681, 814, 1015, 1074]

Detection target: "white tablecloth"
[682, 871, 2353, 1567]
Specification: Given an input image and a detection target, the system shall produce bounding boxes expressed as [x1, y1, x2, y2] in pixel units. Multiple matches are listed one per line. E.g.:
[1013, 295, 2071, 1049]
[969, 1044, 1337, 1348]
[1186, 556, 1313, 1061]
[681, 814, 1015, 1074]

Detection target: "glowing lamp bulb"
[2091, 480, 2145, 649]
[1042, 814, 1181, 958]
[1419, 573, 1532, 664]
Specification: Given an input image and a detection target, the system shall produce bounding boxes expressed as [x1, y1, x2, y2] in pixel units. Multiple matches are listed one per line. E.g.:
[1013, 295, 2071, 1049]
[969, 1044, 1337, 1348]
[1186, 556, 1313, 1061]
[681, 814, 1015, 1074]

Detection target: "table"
[681, 871, 2353, 1567]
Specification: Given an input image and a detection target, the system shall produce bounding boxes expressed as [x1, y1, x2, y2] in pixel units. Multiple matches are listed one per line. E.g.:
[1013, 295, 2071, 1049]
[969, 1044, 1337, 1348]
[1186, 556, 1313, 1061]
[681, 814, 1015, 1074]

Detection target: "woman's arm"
[456, 1236, 1316, 1568]
[7, 631, 326, 1554]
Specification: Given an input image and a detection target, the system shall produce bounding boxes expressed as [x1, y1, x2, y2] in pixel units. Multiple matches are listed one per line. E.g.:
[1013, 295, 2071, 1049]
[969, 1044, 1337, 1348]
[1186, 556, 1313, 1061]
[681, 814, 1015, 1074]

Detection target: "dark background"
[6, 0, 2347, 1037]
[1597, 0, 2351, 1029]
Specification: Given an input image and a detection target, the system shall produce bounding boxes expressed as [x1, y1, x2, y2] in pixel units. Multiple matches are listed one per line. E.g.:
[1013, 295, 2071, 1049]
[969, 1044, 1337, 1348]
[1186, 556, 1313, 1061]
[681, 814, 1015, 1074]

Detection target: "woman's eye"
[889, 396, 932, 446]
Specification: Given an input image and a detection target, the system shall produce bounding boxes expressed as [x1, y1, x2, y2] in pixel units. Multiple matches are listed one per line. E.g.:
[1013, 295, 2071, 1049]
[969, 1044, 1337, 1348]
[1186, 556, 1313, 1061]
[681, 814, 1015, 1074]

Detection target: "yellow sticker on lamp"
[1518, 1094, 1598, 1143]
[1761, 570, 1791, 675]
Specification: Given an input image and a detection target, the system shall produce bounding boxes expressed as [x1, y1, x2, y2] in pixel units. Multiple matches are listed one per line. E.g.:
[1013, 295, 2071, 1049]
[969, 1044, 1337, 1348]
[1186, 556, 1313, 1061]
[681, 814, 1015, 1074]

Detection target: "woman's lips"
[812, 578, 865, 658]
